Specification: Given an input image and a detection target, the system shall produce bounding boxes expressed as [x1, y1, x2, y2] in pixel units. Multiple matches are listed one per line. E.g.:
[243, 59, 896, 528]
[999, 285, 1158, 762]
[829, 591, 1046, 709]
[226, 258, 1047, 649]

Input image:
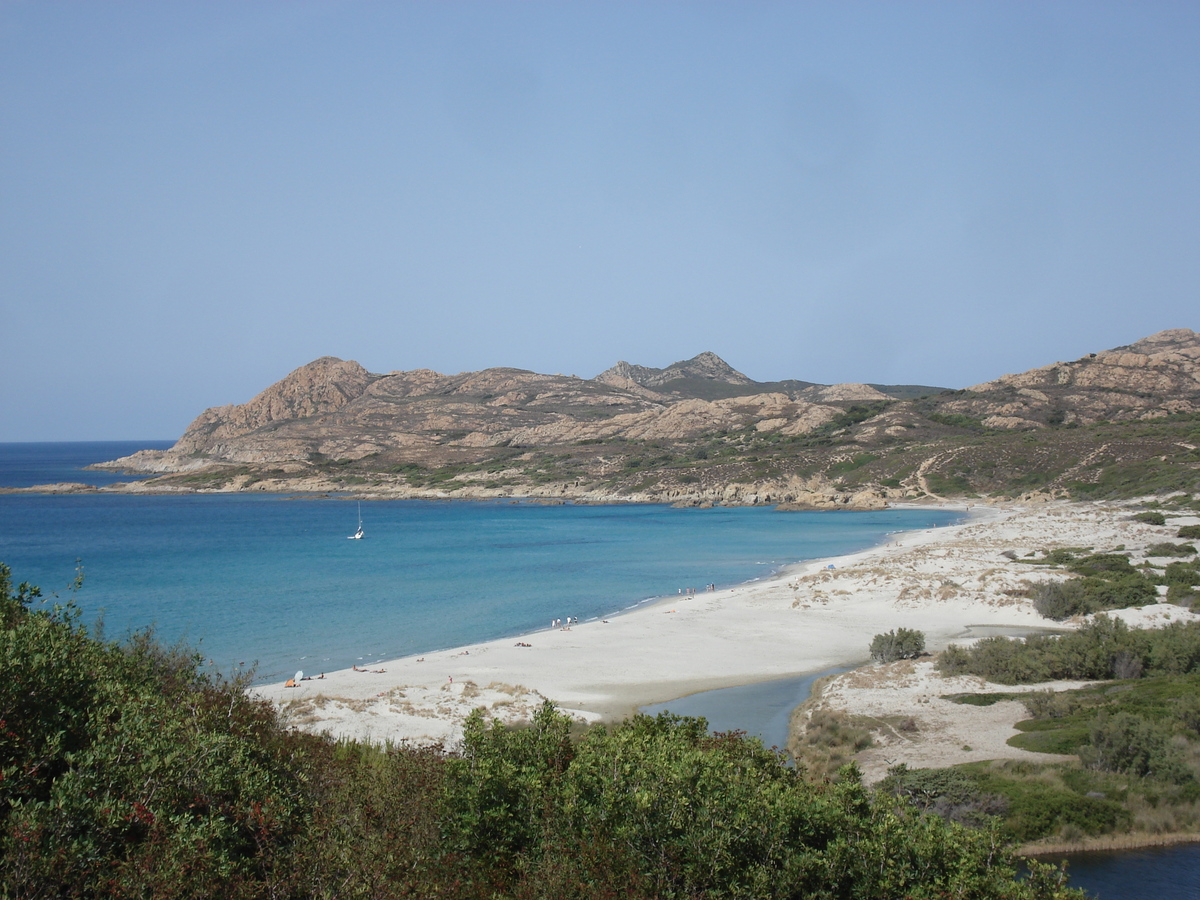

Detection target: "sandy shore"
[256, 499, 1199, 750]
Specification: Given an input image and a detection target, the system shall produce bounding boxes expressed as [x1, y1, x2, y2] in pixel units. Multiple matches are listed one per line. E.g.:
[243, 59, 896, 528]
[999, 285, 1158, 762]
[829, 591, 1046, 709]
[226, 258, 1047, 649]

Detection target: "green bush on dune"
[938, 616, 1200, 684]
[870, 627, 926, 662]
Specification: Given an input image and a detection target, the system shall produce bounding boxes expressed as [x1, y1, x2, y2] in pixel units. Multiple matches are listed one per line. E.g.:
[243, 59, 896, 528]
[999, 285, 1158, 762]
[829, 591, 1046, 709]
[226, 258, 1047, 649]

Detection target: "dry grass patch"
[788, 707, 876, 779]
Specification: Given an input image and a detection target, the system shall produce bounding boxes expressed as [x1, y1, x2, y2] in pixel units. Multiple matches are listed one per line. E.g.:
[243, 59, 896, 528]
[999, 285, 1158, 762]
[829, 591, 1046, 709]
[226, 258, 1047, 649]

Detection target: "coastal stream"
[639, 666, 855, 752]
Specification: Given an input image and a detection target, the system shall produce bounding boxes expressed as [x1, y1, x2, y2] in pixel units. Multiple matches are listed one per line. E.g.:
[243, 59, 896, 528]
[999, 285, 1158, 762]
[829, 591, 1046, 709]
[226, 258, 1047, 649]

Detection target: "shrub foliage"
[870, 627, 926, 663]
[938, 616, 1200, 684]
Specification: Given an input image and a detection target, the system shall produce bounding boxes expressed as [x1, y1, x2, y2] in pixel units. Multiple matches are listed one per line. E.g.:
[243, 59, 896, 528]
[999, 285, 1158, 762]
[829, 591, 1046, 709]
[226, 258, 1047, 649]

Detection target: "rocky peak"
[970, 329, 1200, 393]
[595, 352, 753, 390]
[229, 356, 376, 423]
[1095, 328, 1200, 372]
[172, 356, 377, 454]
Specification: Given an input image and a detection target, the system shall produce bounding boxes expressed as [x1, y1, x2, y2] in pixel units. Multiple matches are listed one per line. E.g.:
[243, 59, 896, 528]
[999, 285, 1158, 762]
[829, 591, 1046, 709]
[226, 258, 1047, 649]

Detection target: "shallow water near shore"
[640, 667, 856, 751]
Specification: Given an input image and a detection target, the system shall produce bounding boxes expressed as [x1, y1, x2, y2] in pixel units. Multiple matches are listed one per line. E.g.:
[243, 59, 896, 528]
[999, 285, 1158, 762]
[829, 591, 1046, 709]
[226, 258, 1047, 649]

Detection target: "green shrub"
[1134, 511, 1167, 525]
[878, 764, 1007, 829]
[1078, 712, 1191, 783]
[1066, 553, 1139, 577]
[1146, 542, 1197, 557]
[1178, 525, 1200, 539]
[937, 617, 1200, 686]
[1026, 553, 1158, 620]
[0, 566, 308, 898]
[1021, 690, 1084, 720]
[870, 627, 926, 662]
[1163, 559, 1200, 586]
[1030, 580, 1082, 620]
[980, 777, 1131, 842]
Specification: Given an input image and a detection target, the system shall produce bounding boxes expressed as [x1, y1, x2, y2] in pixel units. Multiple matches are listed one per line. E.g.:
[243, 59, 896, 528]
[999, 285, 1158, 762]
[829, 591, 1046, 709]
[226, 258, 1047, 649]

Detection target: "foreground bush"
[0, 565, 1083, 898]
[0, 565, 310, 898]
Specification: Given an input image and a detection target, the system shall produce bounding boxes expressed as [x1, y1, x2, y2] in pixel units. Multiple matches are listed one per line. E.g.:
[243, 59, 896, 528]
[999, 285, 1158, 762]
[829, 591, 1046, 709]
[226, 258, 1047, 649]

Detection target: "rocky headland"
[58, 328, 1200, 505]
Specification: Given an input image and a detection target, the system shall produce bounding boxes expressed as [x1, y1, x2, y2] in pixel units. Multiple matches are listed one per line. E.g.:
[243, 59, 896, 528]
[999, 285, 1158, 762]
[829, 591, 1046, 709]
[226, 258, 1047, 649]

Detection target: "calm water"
[0, 442, 958, 683]
[0, 440, 175, 487]
[641, 667, 855, 752]
[1054, 843, 1200, 899]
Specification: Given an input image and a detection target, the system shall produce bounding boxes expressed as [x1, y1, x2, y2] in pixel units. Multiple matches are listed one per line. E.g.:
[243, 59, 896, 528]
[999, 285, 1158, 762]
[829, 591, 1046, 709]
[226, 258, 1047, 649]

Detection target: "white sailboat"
[348, 502, 364, 540]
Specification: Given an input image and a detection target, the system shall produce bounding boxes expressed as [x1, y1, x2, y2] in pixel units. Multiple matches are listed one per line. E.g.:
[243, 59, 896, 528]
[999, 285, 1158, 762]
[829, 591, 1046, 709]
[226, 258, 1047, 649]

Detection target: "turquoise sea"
[2, 442, 1197, 897]
[0, 442, 960, 684]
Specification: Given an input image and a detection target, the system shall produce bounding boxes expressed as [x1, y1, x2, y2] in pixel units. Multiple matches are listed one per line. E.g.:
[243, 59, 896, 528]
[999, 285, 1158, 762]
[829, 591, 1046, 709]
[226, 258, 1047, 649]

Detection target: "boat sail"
[348, 502, 364, 540]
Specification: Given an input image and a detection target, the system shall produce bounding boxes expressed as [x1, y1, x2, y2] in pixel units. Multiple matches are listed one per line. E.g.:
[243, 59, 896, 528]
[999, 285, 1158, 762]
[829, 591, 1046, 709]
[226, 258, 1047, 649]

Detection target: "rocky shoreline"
[2, 471, 895, 509]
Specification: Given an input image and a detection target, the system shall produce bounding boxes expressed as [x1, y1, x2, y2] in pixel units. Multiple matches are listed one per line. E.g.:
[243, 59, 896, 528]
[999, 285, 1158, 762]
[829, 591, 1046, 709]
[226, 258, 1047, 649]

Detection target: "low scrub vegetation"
[1146, 541, 1197, 557]
[1024, 550, 1167, 620]
[921, 617, 1200, 843]
[869, 627, 926, 662]
[878, 762, 1134, 844]
[787, 707, 876, 780]
[937, 616, 1200, 684]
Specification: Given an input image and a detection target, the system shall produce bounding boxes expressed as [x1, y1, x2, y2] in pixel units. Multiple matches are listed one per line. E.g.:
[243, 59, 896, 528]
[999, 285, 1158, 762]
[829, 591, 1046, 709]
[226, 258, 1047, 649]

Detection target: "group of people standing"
[551, 617, 577, 629]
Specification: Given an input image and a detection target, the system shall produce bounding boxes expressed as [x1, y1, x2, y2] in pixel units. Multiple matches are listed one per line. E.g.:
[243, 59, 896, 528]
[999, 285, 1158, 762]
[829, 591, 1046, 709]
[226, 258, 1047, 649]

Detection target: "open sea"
[1, 441, 1197, 896]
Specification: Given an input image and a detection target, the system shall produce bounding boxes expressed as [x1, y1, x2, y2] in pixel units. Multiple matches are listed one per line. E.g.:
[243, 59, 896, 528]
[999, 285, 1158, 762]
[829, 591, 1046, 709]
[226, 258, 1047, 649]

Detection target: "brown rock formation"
[957, 328, 1200, 428]
[92, 328, 1200, 505]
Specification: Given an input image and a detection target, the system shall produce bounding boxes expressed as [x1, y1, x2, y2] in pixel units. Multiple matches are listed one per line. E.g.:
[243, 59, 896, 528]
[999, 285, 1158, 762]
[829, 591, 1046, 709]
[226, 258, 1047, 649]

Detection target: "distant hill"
[594, 352, 944, 402]
[94, 329, 1200, 507]
[595, 351, 756, 391]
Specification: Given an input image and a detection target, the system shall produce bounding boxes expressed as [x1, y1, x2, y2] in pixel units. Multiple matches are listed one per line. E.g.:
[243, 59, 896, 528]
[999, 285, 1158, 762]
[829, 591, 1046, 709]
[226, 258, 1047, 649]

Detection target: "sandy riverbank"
[255, 498, 1198, 749]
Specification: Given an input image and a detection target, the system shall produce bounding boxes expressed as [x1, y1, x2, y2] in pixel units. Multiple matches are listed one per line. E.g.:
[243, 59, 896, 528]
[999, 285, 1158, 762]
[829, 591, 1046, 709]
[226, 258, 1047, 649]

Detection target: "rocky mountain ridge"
[91, 329, 1200, 506]
[595, 351, 756, 390]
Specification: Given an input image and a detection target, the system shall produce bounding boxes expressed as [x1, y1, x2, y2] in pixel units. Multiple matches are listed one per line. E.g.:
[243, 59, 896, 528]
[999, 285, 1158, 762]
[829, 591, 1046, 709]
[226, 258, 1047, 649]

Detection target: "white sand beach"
[257, 499, 1199, 753]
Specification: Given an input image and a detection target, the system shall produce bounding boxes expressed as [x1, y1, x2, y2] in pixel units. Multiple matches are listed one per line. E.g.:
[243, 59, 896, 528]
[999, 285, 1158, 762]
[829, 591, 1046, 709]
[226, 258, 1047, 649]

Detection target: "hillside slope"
[95, 330, 1200, 506]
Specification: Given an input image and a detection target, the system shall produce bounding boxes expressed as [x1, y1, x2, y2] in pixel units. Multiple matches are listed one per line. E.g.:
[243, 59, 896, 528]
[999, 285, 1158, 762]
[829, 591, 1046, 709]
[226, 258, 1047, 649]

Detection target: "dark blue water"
[1053, 843, 1200, 899]
[0, 441, 175, 487]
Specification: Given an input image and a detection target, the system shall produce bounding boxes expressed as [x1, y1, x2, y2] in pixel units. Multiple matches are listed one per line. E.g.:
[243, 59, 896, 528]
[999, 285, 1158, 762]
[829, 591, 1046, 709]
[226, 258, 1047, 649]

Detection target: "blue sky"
[3, 2, 1197, 441]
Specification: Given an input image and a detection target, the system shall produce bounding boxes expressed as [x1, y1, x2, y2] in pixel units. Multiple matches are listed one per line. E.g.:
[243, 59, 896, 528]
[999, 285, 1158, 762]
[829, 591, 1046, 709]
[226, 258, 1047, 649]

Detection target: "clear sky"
[3, 1, 1197, 441]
